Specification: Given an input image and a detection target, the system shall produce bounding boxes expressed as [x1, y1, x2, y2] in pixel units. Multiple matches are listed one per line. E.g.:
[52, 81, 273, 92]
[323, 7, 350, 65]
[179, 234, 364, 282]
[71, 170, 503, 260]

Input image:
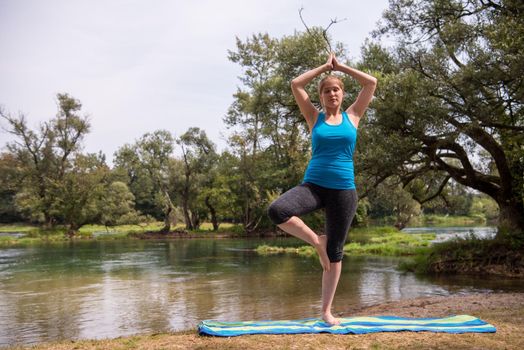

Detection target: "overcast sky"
[0, 0, 390, 163]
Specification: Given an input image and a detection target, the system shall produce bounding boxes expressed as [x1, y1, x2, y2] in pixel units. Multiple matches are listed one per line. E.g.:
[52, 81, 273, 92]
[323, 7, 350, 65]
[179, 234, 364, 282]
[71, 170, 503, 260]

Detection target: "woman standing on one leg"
[267, 53, 377, 325]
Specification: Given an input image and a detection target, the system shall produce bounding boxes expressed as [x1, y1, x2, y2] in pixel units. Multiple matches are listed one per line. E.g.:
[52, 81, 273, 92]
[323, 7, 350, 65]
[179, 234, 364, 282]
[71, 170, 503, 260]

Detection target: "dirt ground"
[6, 292, 524, 350]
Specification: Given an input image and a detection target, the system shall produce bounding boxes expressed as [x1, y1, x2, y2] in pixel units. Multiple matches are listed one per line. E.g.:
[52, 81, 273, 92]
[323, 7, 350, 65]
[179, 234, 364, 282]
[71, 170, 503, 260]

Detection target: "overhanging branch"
[298, 7, 347, 54]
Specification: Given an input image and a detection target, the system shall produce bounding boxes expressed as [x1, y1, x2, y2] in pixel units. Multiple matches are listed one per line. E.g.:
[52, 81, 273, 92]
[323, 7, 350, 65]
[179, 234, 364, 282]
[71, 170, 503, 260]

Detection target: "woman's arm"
[291, 54, 333, 131]
[333, 56, 377, 121]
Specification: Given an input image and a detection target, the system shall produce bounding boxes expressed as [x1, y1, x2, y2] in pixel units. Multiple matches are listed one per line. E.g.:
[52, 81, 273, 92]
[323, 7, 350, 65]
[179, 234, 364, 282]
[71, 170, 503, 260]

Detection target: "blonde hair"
[318, 75, 344, 107]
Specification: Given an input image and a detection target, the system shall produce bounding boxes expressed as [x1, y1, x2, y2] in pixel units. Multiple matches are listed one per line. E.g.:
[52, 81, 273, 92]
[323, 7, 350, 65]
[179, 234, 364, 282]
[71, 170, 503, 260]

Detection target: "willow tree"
[361, 0, 524, 234]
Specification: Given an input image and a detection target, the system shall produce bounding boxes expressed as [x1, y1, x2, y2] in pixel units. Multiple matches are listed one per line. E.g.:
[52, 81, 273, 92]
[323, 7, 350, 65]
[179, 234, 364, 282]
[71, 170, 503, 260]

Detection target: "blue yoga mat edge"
[197, 315, 497, 337]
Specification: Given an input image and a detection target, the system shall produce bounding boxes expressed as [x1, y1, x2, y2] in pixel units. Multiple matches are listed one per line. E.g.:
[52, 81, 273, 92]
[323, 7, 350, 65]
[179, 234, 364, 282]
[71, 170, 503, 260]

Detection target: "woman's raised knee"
[267, 201, 289, 225]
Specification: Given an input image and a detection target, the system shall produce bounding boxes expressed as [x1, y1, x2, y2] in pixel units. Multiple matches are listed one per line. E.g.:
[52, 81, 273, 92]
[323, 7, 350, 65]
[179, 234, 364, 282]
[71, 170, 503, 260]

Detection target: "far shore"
[0, 215, 488, 245]
[5, 292, 524, 350]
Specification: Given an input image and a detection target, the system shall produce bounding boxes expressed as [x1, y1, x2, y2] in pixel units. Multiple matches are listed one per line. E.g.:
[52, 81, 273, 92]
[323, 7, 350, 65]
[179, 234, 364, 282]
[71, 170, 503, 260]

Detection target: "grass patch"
[0, 223, 37, 233]
[256, 227, 435, 258]
[0, 222, 246, 247]
[256, 245, 316, 256]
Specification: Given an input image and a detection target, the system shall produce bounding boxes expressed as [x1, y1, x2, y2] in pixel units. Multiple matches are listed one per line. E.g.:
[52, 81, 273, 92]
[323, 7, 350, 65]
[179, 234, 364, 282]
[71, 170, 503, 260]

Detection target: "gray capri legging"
[267, 182, 358, 262]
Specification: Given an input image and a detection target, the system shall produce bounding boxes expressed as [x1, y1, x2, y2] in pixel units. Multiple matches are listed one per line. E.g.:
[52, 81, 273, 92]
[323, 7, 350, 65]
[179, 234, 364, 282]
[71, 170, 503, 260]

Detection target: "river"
[1, 231, 523, 346]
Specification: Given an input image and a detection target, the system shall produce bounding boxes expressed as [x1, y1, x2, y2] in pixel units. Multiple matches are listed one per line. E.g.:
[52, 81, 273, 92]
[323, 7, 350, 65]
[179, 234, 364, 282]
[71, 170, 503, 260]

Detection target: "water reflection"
[0, 238, 523, 346]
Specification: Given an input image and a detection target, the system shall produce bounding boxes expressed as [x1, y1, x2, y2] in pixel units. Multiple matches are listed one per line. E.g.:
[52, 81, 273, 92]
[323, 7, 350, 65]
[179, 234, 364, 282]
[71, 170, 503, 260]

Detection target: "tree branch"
[298, 7, 346, 54]
[413, 175, 451, 204]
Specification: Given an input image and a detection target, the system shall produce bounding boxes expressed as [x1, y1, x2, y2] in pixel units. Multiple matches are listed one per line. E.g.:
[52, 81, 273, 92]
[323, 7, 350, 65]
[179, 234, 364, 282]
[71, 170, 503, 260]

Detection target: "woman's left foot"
[322, 312, 341, 326]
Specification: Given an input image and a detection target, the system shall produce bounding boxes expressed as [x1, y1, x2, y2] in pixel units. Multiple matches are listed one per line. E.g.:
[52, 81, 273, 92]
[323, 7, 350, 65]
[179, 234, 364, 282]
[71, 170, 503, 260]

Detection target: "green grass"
[256, 227, 435, 258]
[256, 245, 316, 256]
[0, 222, 246, 247]
[0, 223, 38, 233]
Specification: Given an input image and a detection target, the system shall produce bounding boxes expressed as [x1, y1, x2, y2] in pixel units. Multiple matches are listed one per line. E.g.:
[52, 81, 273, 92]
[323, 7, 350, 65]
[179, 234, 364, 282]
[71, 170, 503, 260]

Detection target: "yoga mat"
[198, 315, 496, 336]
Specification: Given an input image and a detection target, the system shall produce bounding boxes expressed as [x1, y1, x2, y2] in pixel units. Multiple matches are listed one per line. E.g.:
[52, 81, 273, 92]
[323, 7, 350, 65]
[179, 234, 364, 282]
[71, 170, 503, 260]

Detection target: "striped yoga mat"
[198, 315, 496, 336]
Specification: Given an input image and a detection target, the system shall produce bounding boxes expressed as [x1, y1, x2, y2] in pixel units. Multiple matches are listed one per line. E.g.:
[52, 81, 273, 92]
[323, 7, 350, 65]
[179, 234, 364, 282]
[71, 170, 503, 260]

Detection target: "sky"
[0, 0, 390, 163]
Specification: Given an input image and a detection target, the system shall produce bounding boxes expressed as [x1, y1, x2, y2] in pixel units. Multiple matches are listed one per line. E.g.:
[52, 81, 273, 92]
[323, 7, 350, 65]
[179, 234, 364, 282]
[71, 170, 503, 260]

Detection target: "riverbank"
[5, 292, 523, 350]
[0, 222, 244, 247]
[0, 215, 487, 247]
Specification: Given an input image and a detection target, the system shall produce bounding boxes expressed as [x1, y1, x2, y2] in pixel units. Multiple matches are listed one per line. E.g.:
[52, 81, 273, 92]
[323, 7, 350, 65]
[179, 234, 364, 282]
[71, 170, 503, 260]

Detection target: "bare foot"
[322, 312, 341, 326]
[315, 235, 330, 272]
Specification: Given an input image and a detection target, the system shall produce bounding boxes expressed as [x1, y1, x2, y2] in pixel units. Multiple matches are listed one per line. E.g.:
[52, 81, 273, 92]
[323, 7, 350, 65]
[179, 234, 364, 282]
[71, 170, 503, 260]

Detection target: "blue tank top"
[303, 111, 357, 190]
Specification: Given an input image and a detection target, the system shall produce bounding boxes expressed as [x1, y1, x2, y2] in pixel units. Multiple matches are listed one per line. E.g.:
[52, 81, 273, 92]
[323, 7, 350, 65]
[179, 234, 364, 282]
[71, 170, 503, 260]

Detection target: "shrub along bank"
[401, 232, 524, 277]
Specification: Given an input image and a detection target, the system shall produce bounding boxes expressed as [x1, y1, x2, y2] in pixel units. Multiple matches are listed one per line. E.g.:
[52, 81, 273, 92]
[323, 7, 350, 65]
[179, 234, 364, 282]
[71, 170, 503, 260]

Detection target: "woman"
[267, 53, 377, 325]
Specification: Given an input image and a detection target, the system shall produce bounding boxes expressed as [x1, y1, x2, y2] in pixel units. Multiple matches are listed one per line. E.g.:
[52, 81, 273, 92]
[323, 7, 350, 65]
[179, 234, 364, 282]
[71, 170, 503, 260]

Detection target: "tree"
[176, 127, 217, 230]
[368, 176, 421, 229]
[224, 133, 266, 232]
[1, 93, 90, 227]
[360, 0, 524, 234]
[114, 130, 176, 233]
[49, 152, 109, 236]
[0, 153, 24, 222]
[97, 181, 141, 229]
[113, 144, 158, 218]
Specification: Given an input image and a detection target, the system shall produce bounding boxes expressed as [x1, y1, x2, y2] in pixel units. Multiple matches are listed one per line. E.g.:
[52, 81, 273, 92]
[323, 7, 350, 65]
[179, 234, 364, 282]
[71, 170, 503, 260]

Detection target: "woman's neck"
[324, 107, 341, 118]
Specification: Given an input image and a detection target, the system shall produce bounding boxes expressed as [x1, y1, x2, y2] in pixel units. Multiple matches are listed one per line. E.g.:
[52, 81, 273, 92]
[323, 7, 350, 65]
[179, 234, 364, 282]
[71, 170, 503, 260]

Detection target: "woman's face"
[321, 79, 344, 109]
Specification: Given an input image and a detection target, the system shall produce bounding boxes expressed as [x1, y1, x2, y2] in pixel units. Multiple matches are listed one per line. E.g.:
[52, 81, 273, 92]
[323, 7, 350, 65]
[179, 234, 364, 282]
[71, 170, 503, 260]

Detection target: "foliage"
[1, 93, 90, 227]
[367, 176, 421, 229]
[360, 0, 524, 234]
[175, 127, 217, 230]
[114, 130, 176, 232]
[0, 153, 24, 222]
[47, 152, 108, 235]
[402, 233, 524, 276]
[97, 181, 142, 227]
[470, 194, 499, 220]
[1, 94, 143, 235]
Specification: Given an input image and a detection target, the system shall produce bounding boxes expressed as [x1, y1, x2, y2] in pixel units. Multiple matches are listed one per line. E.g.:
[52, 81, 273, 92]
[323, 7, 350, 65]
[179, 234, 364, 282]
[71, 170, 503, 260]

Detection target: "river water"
[1, 233, 523, 346]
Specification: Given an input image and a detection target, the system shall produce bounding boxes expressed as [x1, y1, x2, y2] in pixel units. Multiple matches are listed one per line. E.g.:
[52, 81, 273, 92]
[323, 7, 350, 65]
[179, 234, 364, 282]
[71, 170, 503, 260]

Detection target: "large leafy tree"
[361, 0, 524, 234]
[48, 152, 109, 235]
[1, 93, 90, 227]
[1, 94, 137, 234]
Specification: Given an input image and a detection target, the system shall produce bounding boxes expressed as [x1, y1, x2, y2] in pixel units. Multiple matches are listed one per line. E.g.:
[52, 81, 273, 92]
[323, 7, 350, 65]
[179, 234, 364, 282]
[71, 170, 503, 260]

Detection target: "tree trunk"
[160, 205, 172, 233]
[43, 213, 54, 229]
[182, 198, 193, 230]
[66, 223, 78, 238]
[160, 191, 175, 234]
[497, 200, 524, 236]
[191, 210, 200, 230]
[205, 196, 219, 231]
